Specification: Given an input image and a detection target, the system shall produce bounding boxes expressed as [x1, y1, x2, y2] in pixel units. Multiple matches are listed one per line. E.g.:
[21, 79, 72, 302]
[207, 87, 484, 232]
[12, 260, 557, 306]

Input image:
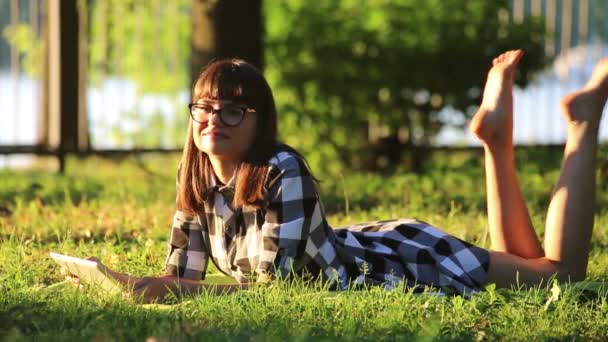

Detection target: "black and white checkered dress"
[165, 150, 490, 294]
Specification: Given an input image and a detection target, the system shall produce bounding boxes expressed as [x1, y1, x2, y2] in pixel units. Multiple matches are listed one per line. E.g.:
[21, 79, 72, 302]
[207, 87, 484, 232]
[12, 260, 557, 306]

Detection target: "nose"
[208, 108, 223, 126]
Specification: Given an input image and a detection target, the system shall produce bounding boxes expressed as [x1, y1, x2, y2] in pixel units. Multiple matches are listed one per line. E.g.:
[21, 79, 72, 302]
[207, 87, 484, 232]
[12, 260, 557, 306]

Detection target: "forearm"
[128, 274, 249, 303]
[156, 275, 249, 297]
[106, 266, 249, 302]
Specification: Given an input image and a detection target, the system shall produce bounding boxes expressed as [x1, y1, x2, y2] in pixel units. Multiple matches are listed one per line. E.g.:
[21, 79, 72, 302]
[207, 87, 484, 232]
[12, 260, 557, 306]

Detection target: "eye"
[198, 104, 214, 114]
[223, 106, 245, 117]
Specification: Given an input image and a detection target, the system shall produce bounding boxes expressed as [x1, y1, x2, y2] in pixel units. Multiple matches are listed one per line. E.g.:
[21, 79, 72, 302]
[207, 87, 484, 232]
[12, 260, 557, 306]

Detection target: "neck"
[208, 155, 239, 185]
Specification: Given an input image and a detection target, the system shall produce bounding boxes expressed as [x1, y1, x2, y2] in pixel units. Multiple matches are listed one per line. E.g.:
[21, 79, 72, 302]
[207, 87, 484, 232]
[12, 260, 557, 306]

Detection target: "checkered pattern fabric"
[165, 150, 490, 294]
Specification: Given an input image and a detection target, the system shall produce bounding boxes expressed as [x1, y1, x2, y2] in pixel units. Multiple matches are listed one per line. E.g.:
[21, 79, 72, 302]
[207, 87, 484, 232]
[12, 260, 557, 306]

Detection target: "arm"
[61, 258, 247, 304]
[128, 274, 249, 303]
[127, 168, 217, 302]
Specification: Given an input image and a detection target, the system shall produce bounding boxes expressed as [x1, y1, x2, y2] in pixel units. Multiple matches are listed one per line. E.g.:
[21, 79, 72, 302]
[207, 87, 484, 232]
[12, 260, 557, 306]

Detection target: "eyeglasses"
[188, 102, 256, 127]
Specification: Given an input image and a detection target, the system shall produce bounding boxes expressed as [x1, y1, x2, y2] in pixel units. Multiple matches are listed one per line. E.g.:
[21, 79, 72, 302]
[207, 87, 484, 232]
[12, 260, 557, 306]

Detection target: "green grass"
[2, 149, 608, 341]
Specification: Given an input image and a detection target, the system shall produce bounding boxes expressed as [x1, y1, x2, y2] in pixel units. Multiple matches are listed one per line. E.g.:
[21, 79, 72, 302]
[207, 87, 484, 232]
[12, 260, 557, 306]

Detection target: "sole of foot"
[469, 50, 524, 145]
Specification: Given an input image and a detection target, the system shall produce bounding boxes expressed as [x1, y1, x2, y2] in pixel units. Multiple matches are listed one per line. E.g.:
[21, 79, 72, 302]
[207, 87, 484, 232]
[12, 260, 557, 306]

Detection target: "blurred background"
[1, 0, 607, 175]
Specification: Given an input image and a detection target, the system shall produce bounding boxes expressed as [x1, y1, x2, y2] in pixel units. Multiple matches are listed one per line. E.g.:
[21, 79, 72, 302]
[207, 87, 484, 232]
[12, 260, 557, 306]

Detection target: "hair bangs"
[193, 60, 258, 108]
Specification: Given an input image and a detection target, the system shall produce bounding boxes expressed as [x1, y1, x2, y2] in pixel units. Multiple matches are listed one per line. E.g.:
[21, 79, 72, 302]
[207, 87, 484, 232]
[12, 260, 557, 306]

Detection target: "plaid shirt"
[165, 150, 490, 293]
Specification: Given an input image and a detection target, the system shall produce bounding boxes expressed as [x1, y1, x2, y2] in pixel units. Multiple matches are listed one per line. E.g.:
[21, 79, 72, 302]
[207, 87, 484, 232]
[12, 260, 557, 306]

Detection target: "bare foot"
[561, 59, 608, 130]
[470, 50, 524, 146]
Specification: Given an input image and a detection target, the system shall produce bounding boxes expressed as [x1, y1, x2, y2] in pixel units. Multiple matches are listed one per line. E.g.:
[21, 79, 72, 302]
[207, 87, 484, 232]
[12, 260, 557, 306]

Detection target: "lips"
[202, 130, 229, 138]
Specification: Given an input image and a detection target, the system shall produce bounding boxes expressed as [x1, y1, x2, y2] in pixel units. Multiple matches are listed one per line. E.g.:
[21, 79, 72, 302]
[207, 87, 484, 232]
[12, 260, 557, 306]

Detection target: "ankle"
[482, 138, 514, 153]
[566, 121, 600, 137]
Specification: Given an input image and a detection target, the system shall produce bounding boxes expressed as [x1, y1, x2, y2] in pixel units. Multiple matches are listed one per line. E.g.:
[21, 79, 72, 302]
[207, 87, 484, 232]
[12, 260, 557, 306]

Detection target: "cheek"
[192, 121, 205, 133]
[235, 119, 257, 149]
[192, 122, 205, 149]
[244, 119, 258, 143]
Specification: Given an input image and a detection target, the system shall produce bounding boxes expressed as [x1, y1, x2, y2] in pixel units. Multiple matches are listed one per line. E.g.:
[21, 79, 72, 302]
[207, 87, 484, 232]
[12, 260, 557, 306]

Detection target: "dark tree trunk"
[43, 0, 88, 172]
[190, 0, 216, 87]
[190, 0, 263, 90]
[58, 0, 80, 154]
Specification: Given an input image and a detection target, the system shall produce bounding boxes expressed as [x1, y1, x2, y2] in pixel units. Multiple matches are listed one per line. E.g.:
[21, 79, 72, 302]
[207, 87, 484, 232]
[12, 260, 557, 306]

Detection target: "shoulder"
[266, 149, 313, 182]
[268, 150, 299, 168]
[263, 148, 319, 202]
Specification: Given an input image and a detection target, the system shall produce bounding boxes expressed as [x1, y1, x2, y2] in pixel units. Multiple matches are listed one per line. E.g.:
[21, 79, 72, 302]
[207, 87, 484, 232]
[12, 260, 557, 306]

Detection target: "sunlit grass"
[2, 150, 608, 340]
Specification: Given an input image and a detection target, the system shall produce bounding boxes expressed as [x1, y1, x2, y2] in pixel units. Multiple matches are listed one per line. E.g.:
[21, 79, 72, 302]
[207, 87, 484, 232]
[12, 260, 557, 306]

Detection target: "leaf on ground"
[543, 281, 561, 311]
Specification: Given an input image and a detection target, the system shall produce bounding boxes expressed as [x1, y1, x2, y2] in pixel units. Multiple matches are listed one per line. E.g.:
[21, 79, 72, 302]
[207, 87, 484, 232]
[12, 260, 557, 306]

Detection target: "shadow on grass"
[0, 288, 430, 341]
[0, 174, 105, 208]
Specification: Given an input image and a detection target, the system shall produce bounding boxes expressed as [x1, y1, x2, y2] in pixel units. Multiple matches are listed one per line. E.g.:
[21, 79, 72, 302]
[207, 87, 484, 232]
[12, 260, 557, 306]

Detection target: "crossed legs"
[470, 50, 608, 287]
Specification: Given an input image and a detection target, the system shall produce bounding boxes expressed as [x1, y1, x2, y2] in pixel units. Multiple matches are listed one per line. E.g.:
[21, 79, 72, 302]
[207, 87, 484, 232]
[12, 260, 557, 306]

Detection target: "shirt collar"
[208, 166, 238, 198]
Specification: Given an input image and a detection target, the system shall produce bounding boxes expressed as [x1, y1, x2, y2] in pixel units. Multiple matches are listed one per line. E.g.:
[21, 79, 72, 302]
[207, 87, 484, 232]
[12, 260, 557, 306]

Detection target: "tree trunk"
[190, 0, 263, 91]
[44, 0, 88, 172]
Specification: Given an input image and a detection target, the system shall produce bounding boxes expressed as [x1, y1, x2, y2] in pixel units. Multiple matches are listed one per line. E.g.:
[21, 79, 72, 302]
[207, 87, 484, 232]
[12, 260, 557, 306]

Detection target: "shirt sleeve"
[256, 152, 347, 286]
[164, 168, 210, 280]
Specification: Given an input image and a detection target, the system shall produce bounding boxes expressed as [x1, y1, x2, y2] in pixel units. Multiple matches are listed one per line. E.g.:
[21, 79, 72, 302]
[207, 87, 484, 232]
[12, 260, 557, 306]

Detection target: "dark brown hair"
[178, 59, 280, 214]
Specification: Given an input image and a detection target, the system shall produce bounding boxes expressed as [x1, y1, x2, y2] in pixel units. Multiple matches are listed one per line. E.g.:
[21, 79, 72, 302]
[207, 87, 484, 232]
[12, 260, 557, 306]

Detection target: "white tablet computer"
[50, 252, 124, 295]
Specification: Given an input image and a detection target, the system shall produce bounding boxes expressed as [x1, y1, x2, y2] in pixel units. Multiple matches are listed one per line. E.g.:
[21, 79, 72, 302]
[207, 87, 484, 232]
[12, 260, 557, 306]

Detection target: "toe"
[498, 50, 523, 67]
[511, 50, 524, 63]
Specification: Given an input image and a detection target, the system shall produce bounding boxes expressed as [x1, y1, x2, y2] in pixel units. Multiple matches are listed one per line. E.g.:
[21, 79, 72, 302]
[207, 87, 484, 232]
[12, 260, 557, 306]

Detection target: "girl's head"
[179, 59, 279, 213]
[190, 59, 278, 160]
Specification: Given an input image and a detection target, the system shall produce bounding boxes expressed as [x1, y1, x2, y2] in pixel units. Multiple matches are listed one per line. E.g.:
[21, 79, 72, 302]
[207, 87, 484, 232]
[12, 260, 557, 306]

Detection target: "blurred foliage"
[86, 0, 191, 148]
[3, 0, 550, 163]
[2, 23, 43, 77]
[88, 0, 190, 94]
[1, 0, 191, 149]
[265, 0, 548, 174]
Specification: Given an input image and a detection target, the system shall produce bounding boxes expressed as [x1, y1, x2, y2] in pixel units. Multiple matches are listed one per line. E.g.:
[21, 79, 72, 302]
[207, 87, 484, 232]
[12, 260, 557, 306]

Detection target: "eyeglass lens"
[190, 104, 245, 126]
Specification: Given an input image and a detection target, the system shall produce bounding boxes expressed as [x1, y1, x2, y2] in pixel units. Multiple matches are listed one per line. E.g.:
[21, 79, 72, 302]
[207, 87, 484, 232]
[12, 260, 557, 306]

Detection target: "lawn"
[2, 149, 608, 341]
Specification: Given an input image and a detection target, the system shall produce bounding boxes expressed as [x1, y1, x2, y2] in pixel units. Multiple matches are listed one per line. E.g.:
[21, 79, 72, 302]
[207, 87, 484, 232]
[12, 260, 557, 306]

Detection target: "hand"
[59, 259, 197, 303]
[129, 276, 174, 304]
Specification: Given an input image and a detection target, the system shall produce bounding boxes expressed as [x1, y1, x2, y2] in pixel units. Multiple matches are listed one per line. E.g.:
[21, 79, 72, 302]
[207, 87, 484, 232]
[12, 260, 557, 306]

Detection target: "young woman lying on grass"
[63, 50, 608, 303]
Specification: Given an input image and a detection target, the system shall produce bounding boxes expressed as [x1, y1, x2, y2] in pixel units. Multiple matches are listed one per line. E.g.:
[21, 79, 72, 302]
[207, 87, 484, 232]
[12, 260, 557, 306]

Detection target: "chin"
[195, 137, 225, 153]
[200, 142, 235, 157]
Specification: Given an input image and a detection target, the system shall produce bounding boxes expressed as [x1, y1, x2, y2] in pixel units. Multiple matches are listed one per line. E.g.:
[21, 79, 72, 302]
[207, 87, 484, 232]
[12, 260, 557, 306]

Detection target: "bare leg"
[470, 50, 544, 259]
[484, 58, 608, 287]
[543, 59, 608, 280]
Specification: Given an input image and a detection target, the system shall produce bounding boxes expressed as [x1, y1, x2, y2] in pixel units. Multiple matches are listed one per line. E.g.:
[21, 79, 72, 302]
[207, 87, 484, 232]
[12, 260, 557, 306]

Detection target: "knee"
[486, 252, 587, 288]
